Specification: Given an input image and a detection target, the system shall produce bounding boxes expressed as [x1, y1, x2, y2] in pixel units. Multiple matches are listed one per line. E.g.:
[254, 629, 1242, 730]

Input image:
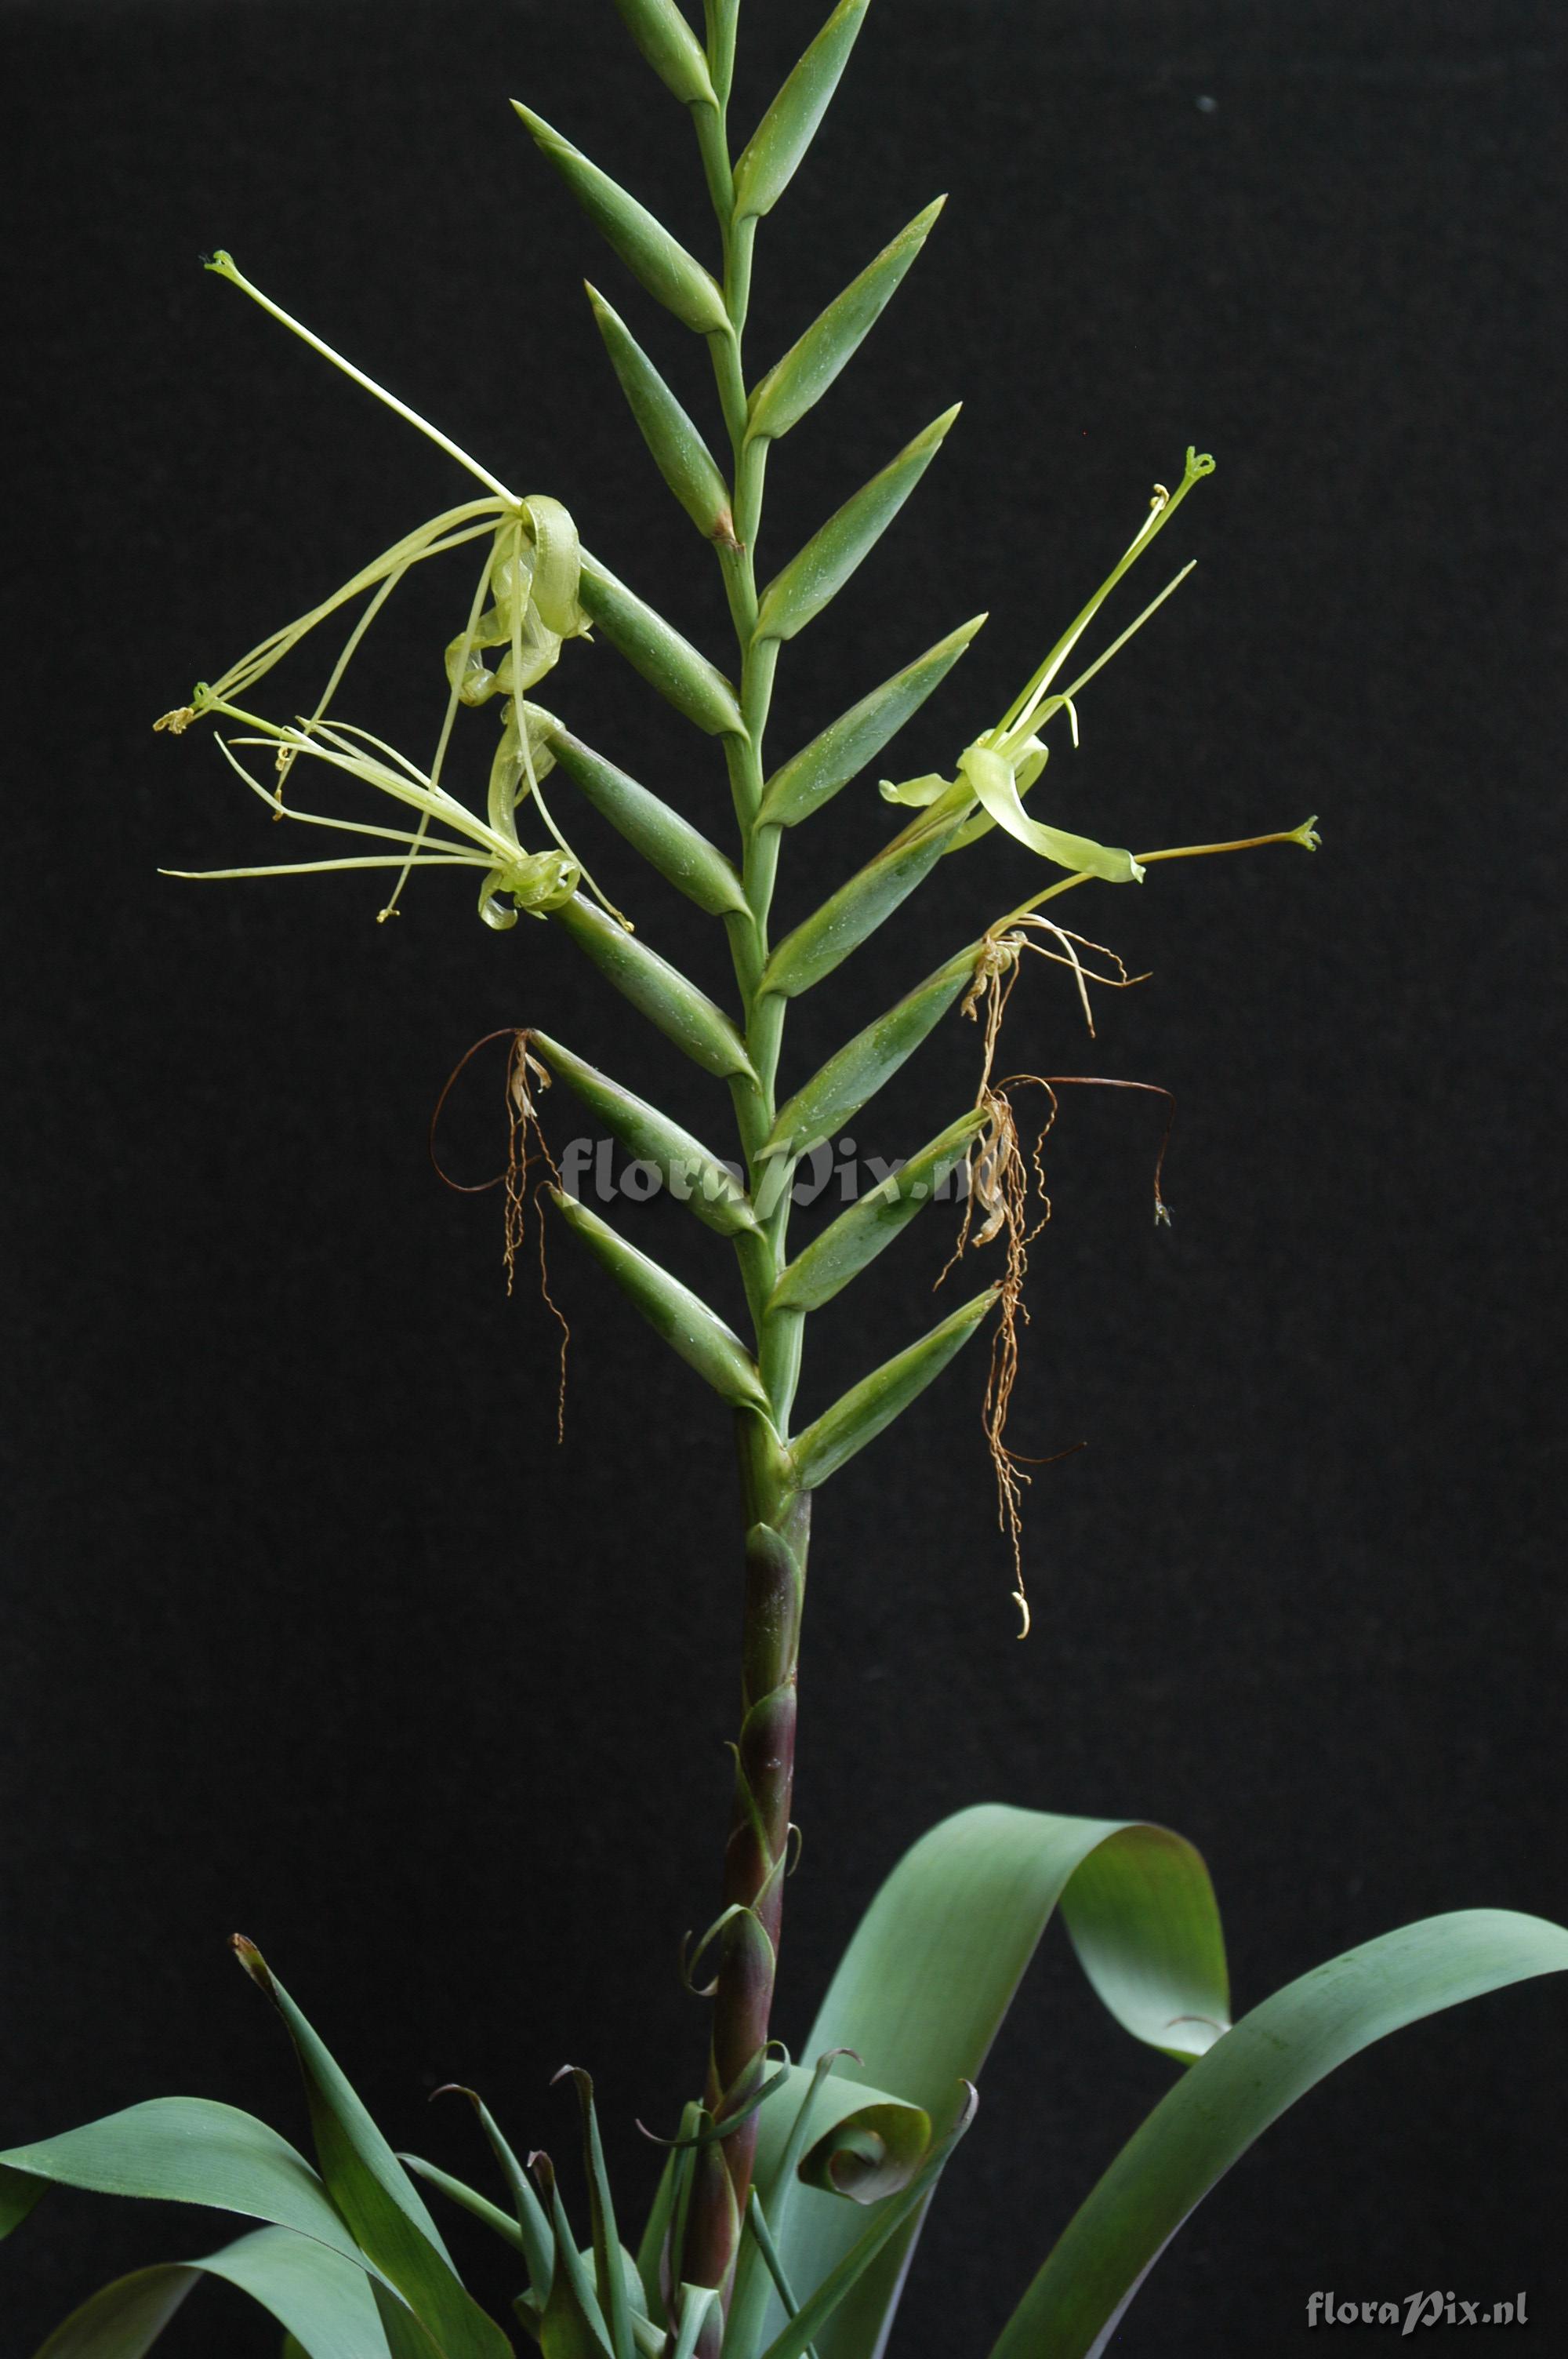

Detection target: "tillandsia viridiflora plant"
[5, 4, 1565, 2355]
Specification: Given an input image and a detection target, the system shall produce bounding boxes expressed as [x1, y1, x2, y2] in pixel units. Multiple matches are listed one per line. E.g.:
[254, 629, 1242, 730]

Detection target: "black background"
[2, 0, 1563, 2352]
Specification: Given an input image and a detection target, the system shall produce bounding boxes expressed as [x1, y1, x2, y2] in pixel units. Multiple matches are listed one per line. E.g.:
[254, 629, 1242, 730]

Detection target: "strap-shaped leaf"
[790, 1288, 996, 1489]
[530, 2151, 615, 2358]
[512, 104, 729, 336]
[768, 1110, 985, 1311]
[752, 2088, 977, 2359]
[399, 2154, 528, 2255]
[754, 406, 960, 644]
[608, 0, 717, 107]
[729, 2063, 933, 2358]
[558, 2069, 638, 2359]
[762, 944, 978, 1158]
[759, 817, 960, 1000]
[530, 1028, 759, 1237]
[551, 1190, 769, 1409]
[747, 197, 945, 445]
[989, 1909, 1568, 2359]
[586, 286, 735, 543]
[547, 726, 747, 914]
[553, 896, 757, 1081]
[0, 2096, 368, 2265]
[757, 615, 987, 828]
[578, 553, 745, 737]
[233, 1943, 513, 2359]
[732, 0, 871, 222]
[762, 1805, 1231, 2359]
[32, 2226, 414, 2359]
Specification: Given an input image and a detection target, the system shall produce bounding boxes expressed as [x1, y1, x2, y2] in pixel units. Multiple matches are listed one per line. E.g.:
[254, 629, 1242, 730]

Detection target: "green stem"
[674, 48, 809, 2352]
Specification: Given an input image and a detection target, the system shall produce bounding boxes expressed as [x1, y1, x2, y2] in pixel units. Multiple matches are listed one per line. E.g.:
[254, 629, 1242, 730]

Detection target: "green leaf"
[529, 1030, 759, 1238]
[989, 1908, 1568, 2359]
[586, 288, 735, 544]
[0, 2097, 368, 2266]
[607, 0, 717, 107]
[33, 2226, 413, 2359]
[754, 407, 960, 644]
[747, 197, 945, 444]
[555, 2071, 637, 2359]
[550, 1190, 770, 1410]
[530, 2152, 615, 2359]
[753, 2088, 977, 2359]
[759, 818, 960, 1000]
[576, 554, 744, 737]
[768, 1110, 985, 1312]
[757, 616, 987, 828]
[551, 896, 757, 1082]
[732, 0, 870, 221]
[761, 944, 978, 1158]
[398, 2155, 528, 2255]
[232, 1942, 512, 2359]
[760, 1805, 1231, 2359]
[512, 105, 728, 336]
[795, 2104, 933, 2207]
[546, 726, 746, 915]
[282, 2338, 310, 2359]
[434, 2088, 554, 2308]
[959, 746, 1143, 884]
[789, 1289, 996, 1489]
[667, 2285, 717, 2359]
[632, 2100, 702, 2321]
[1, 2164, 45, 2234]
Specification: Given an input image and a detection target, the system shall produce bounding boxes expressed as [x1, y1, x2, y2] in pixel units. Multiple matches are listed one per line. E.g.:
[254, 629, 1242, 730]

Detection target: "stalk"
[676, 38, 810, 2350]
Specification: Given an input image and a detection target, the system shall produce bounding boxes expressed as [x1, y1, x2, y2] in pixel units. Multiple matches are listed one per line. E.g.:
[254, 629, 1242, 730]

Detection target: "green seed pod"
[759, 820, 960, 1000]
[548, 729, 747, 916]
[731, 0, 870, 222]
[553, 895, 757, 1082]
[768, 1110, 987, 1311]
[747, 197, 945, 445]
[512, 104, 730, 336]
[757, 614, 987, 828]
[550, 1190, 769, 1409]
[530, 1030, 759, 1238]
[761, 944, 978, 1158]
[790, 1287, 999, 1489]
[753, 406, 961, 645]
[577, 553, 746, 739]
[608, 0, 717, 107]
[586, 286, 736, 544]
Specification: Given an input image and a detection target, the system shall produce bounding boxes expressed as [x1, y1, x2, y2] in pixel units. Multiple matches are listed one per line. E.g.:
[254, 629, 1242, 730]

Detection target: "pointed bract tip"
[429, 2082, 479, 2107]
[230, 1933, 272, 1992]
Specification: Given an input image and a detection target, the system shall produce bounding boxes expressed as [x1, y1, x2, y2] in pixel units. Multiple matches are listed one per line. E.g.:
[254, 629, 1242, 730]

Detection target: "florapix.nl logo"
[555, 1133, 972, 1216]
